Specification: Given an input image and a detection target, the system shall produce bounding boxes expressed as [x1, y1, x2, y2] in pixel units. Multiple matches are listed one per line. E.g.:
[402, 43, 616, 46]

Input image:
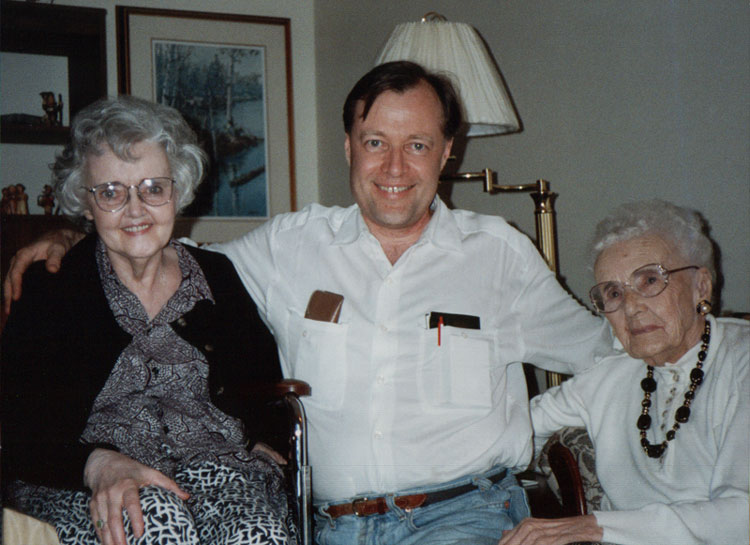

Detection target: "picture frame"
[116, 6, 296, 242]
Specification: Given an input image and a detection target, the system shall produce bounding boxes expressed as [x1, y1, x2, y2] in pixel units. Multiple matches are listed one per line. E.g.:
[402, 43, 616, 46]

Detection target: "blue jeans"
[313, 468, 529, 545]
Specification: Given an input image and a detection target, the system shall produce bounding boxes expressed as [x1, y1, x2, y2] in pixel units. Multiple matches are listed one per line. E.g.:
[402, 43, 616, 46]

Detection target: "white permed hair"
[52, 96, 207, 219]
[589, 199, 716, 285]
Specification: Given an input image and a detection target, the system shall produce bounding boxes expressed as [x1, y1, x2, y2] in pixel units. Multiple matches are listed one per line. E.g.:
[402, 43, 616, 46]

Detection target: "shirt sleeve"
[207, 220, 277, 323]
[512, 237, 612, 375]
[530, 377, 589, 456]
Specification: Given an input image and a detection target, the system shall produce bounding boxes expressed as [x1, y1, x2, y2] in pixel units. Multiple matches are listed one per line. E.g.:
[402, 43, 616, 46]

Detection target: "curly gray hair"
[52, 95, 207, 218]
[589, 199, 717, 287]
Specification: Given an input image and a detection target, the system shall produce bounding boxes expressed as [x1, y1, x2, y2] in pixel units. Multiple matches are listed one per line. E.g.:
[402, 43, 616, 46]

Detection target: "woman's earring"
[696, 299, 712, 316]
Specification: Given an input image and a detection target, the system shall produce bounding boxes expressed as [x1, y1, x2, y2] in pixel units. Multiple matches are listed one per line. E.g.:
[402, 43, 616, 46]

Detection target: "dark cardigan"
[1, 234, 282, 491]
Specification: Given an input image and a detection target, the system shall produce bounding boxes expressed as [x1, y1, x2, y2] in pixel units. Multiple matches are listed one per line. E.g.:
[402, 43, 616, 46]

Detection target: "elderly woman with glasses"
[1, 96, 296, 545]
[499, 200, 748, 545]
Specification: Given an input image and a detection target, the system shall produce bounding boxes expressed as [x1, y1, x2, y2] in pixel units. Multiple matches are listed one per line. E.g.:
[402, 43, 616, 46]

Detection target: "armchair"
[538, 427, 604, 517]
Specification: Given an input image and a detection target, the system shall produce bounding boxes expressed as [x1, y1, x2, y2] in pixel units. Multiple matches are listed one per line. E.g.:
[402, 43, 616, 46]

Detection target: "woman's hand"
[84, 449, 189, 545]
[2, 228, 83, 314]
[497, 515, 603, 545]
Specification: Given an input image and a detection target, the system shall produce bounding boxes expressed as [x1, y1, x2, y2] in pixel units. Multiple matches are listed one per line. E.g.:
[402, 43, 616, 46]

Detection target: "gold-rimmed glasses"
[589, 263, 698, 314]
[86, 177, 175, 213]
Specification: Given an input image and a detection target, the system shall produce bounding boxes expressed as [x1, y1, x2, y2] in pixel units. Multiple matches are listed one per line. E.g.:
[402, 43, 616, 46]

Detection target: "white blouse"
[532, 315, 749, 545]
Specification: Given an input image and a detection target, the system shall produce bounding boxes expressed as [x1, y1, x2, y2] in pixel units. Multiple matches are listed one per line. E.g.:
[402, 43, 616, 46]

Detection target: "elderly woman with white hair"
[499, 200, 748, 545]
[1, 96, 296, 545]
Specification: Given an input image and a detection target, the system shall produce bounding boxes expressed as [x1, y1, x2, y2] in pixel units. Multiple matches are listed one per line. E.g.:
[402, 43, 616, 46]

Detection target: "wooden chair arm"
[547, 441, 587, 516]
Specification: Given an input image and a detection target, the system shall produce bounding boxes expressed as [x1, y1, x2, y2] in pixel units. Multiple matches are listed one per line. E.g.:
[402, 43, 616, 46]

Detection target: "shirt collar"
[331, 196, 462, 253]
[331, 204, 364, 245]
[423, 197, 463, 253]
[95, 238, 215, 328]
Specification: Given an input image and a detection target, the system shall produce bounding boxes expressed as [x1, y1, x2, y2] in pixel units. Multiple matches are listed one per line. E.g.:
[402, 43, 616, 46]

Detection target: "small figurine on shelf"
[40, 91, 64, 127]
[37, 184, 56, 215]
[1, 186, 14, 215]
[14, 184, 29, 215]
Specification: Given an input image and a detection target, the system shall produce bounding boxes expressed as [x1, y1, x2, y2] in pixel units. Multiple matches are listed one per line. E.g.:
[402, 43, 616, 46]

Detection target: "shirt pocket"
[287, 309, 348, 410]
[419, 325, 494, 409]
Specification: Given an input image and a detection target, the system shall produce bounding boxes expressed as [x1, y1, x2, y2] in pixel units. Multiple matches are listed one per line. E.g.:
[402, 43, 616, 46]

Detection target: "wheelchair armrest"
[273, 379, 312, 545]
[547, 441, 587, 516]
[272, 379, 311, 398]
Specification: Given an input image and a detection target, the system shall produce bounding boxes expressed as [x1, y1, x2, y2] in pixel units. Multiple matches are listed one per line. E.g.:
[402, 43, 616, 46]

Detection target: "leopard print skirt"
[8, 460, 298, 545]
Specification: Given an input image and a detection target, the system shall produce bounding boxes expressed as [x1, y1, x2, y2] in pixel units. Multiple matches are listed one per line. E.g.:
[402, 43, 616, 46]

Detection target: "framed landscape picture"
[117, 6, 295, 241]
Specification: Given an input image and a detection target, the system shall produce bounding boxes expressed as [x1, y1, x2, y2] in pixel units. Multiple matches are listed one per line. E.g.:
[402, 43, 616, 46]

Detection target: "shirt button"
[204, 344, 214, 352]
[176, 318, 187, 327]
[377, 375, 385, 384]
[380, 324, 388, 332]
[374, 430, 383, 439]
[302, 330, 308, 337]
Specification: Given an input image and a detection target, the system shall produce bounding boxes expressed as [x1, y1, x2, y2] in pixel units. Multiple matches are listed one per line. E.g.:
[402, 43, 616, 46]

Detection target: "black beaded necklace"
[637, 320, 711, 459]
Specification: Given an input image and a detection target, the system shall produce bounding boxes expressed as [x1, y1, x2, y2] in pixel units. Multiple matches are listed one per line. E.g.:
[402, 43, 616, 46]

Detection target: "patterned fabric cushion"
[538, 427, 604, 512]
[537, 427, 610, 545]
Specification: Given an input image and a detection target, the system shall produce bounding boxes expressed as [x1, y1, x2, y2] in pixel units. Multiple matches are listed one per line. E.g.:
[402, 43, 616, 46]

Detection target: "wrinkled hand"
[84, 449, 189, 545]
[3, 228, 83, 314]
[497, 515, 603, 545]
[251, 441, 288, 465]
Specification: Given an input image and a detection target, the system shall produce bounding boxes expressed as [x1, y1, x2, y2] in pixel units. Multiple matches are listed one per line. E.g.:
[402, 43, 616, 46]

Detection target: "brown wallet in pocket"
[304, 290, 344, 323]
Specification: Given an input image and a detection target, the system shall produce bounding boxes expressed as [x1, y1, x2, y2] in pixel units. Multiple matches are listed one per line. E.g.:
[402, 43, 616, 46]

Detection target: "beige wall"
[314, 0, 750, 312]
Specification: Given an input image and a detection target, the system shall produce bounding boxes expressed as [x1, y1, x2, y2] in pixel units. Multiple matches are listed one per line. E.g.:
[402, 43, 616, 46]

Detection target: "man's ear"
[344, 134, 352, 166]
[440, 138, 454, 170]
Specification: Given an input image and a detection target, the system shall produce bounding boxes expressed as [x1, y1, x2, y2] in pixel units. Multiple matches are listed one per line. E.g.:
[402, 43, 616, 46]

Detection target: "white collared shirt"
[216, 198, 609, 501]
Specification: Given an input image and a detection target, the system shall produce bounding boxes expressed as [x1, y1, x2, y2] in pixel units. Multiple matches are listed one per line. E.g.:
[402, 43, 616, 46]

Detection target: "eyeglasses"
[86, 178, 175, 212]
[589, 263, 698, 314]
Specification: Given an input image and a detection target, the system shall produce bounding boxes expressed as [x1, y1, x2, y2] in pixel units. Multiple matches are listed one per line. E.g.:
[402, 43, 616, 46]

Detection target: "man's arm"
[513, 239, 611, 375]
[2, 228, 84, 314]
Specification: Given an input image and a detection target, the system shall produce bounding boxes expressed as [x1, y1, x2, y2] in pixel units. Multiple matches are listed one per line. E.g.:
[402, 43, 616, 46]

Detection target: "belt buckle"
[351, 497, 370, 517]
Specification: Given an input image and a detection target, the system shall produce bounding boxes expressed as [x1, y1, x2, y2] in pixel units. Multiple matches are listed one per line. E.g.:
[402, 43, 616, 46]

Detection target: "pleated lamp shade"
[375, 18, 519, 137]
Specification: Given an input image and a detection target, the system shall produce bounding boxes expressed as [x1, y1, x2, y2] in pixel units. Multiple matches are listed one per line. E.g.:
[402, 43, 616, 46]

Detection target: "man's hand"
[2, 228, 83, 314]
[84, 449, 189, 545]
[497, 515, 603, 545]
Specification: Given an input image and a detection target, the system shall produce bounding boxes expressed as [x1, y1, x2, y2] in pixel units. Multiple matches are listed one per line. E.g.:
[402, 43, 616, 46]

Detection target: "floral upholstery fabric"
[537, 426, 611, 545]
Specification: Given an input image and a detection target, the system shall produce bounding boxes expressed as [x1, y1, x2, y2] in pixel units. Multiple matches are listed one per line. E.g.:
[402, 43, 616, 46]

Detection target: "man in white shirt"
[4, 61, 609, 545]
[210, 61, 611, 545]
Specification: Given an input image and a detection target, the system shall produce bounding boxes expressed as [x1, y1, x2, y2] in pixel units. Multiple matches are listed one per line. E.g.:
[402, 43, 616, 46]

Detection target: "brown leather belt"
[324, 468, 508, 519]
